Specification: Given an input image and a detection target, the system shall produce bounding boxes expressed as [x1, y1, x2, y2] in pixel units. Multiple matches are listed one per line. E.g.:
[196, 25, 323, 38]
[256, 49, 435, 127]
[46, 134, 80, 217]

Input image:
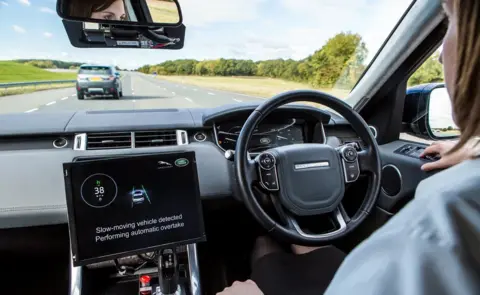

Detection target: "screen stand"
[187, 244, 201, 295]
[69, 252, 82, 295]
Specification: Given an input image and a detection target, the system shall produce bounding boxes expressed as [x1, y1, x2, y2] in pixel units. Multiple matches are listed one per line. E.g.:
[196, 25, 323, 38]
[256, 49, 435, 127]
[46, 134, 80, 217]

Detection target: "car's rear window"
[79, 67, 112, 75]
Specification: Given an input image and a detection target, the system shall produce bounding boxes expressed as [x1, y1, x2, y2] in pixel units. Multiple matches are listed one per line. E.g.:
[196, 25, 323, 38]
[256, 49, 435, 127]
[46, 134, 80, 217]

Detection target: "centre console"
[64, 152, 206, 295]
[69, 244, 201, 295]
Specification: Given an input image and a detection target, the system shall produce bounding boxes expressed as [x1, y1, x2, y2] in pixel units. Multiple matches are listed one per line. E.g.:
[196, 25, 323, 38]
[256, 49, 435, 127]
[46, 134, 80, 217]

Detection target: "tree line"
[137, 32, 445, 89]
[138, 32, 368, 89]
[407, 52, 444, 86]
[15, 59, 83, 70]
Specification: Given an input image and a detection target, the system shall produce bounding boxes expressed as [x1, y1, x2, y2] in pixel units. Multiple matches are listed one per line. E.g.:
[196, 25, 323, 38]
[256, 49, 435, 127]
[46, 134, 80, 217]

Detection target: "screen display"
[64, 152, 205, 266]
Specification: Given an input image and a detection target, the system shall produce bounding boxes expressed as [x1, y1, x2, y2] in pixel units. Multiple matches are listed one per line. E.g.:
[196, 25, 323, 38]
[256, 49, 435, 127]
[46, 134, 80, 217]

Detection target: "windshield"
[0, 0, 413, 114]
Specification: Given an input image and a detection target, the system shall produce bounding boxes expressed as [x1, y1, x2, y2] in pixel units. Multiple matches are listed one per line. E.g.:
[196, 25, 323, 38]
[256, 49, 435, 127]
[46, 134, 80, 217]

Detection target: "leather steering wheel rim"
[234, 90, 382, 245]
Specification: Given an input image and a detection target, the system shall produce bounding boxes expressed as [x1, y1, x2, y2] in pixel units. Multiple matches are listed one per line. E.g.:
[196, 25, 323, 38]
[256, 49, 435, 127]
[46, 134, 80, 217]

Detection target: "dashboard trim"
[73, 134, 87, 151]
[213, 123, 227, 152]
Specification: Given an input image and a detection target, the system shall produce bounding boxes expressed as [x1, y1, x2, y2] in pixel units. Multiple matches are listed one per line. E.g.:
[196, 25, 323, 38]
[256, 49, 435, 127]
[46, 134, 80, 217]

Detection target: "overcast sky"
[0, 0, 412, 69]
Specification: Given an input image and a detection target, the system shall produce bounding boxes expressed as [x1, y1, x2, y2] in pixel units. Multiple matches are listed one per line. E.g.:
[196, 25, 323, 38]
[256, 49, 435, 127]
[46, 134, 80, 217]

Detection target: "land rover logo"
[175, 158, 189, 167]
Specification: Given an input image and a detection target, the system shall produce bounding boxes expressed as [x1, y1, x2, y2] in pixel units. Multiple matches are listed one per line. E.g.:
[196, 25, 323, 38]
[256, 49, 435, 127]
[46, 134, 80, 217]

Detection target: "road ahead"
[0, 72, 262, 114]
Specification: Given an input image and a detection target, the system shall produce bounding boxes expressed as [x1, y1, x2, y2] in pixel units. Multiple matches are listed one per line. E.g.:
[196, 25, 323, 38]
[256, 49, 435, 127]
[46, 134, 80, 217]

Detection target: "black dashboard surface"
[0, 103, 350, 229]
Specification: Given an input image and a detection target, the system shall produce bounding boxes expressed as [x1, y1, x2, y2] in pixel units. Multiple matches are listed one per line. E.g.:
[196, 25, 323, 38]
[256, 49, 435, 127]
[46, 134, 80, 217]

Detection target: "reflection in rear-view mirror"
[69, 0, 128, 21]
[65, 0, 181, 25]
[147, 0, 180, 24]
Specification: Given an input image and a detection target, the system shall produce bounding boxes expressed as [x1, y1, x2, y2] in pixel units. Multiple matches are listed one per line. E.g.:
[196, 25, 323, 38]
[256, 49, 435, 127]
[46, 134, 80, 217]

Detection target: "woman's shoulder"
[416, 157, 480, 202]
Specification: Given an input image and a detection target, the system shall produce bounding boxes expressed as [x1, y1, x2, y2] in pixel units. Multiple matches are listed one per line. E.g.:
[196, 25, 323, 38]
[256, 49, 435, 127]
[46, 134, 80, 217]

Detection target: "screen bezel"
[64, 152, 206, 266]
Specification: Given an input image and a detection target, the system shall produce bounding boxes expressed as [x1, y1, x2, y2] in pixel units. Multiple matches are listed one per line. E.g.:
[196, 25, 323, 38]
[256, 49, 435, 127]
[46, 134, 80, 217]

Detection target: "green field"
[156, 76, 351, 99]
[0, 61, 76, 83]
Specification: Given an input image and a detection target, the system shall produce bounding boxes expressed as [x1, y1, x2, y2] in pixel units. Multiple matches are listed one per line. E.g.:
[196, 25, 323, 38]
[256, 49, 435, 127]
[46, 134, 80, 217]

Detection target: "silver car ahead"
[76, 65, 123, 100]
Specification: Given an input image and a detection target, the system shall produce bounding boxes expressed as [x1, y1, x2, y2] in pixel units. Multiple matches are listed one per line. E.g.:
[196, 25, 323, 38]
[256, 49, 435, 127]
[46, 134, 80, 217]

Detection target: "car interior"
[0, 0, 455, 295]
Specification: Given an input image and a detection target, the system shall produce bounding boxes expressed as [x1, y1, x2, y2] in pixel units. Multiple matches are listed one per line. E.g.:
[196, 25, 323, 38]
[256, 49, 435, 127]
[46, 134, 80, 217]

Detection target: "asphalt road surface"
[0, 72, 263, 114]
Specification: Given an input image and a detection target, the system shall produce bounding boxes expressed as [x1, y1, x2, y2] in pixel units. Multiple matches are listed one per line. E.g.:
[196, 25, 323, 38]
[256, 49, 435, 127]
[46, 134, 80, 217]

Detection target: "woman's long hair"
[448, 0, 480, 154]
[69, 0, 119, 18]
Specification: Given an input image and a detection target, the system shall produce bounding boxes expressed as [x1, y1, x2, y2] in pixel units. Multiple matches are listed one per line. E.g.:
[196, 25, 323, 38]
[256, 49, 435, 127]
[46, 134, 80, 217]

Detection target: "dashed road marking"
[71, 94, 76, 97]
[62, 97, 69, 100]
[172, 92, 176, 95]
[233, 98, 243, 103]
[132, 100, 136, 102]
[208, 92, 215, 95]
[193, 89, 198, 91]
[46, 101, 56, 106]
[25, 108, 38, 113]
[184, 97, 193, 102]
[132, 92, 135, 95]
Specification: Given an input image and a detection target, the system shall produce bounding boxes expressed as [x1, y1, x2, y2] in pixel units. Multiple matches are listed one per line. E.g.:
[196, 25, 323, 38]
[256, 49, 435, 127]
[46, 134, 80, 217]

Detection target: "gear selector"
[158, 249, 180, 295]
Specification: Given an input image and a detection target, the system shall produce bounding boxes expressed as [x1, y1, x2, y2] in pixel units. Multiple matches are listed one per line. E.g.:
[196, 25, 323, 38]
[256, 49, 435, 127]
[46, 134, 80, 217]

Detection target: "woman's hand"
[216, 280, 264, 295]
[420, 141, 473, 171]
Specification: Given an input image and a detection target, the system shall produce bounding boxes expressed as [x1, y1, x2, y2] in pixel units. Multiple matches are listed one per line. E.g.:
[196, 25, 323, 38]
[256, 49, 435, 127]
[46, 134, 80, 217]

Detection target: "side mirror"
[57, 0, 183, 27]
[427, 86, 460, 139]
[403, 83, 459, 140]
[115, 72, 121, 77]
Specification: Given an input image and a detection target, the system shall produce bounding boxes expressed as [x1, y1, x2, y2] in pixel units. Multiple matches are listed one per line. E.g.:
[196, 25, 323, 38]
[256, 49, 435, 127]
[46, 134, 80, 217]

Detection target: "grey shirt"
[325, 158, 480, 295]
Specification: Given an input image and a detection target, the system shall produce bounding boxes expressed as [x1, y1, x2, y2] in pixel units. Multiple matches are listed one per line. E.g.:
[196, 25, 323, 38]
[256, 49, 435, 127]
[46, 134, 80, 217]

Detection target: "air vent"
[134, 131, 178, 148]
[86, 132, 132, 150]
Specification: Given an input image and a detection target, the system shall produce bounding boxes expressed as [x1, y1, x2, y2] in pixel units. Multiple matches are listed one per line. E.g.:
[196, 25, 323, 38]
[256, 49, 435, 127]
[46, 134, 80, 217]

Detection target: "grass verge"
[156, 75, 351, 99]
[0, 83, 75, 97]
[0, 61, 76, 83]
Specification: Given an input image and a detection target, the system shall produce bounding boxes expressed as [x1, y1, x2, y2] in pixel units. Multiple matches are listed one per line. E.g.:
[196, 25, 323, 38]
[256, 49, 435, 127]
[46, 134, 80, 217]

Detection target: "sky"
[0, 0, 413, 69]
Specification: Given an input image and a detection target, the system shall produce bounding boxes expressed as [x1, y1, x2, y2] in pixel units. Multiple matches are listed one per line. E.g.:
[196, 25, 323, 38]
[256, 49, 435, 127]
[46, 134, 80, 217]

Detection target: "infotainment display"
[63, 152, 205, 266]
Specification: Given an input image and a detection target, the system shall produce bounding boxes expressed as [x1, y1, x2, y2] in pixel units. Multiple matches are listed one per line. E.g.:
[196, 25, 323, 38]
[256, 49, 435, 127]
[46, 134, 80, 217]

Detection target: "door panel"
[377, 140, 437, 213]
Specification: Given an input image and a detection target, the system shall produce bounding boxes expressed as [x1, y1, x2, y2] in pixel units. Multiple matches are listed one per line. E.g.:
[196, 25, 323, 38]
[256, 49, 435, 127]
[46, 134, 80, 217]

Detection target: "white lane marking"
[131, 89, 134, 91]
[62, 97, 69, 100]
[25, 108, 38, 113]
[193, 89, 197, 91]
[162, 88, 166, 90]
[208, 92, 215, 95]
[46, 101, 56, 106]
[233, 98, 243, 103]
[172, 92, 176, 95]
[71, 94, 76, 97]
[184, 97, 193, 102]
[132, 100, 136, 102]
[132, 92, 135, 95]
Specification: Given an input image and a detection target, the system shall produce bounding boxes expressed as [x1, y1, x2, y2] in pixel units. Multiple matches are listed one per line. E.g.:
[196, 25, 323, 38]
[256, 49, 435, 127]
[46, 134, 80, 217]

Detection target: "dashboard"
[0, 103, 356, 230]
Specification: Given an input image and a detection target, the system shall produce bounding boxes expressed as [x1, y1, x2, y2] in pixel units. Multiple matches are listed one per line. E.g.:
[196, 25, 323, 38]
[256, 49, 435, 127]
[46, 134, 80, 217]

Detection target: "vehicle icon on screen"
[130, 185, 151, 207]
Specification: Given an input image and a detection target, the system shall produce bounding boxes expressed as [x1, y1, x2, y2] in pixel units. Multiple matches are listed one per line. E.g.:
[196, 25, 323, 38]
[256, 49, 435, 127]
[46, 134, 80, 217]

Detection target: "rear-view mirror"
[57, 0, 182, 27]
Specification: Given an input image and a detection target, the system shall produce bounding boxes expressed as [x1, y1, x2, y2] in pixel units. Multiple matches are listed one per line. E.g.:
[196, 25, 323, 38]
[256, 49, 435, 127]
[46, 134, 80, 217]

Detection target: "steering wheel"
[234, 90, 382, 245]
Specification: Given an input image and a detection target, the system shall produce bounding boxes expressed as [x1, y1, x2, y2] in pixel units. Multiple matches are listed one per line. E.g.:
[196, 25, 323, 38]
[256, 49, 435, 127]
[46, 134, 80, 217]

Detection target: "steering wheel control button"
[343, 161, 360, 183]
[224, 149, 235, 160]
[258, 152, 276, 170]
[260, 169, 279, 191]
[80, 173, 118, 208]
[342, 146, 358, 162]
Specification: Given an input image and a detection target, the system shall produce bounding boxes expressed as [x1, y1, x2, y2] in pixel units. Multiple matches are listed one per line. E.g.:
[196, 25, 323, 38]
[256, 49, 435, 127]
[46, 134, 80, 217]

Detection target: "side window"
[400, 49, 458, 144]
[407, 51, 444, 88]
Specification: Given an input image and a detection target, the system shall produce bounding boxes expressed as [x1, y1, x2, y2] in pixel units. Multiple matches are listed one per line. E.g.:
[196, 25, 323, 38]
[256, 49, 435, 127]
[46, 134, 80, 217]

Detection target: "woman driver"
[219, 0, 480, 294]
[69, 0, 127, 21]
